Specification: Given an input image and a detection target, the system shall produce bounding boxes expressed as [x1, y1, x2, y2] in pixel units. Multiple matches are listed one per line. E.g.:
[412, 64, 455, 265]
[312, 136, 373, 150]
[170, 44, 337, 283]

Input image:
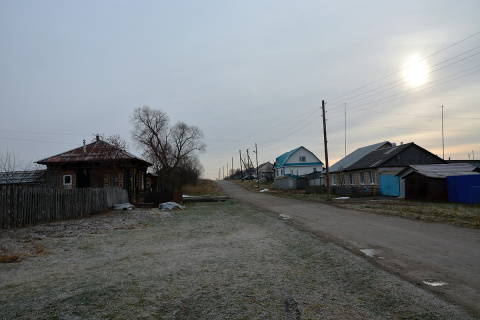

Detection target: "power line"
[327, 31, 480, 104]
[327, 49, 480, 112]
[328, 65, 480, 120]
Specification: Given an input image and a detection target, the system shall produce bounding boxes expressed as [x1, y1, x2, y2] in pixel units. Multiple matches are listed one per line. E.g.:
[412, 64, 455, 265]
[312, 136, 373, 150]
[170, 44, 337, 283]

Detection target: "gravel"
[0, 201, 475, 319]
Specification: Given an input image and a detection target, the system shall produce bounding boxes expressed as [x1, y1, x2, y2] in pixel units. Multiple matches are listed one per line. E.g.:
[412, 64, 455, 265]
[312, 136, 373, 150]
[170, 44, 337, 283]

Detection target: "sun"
[403, 57, 428, 86]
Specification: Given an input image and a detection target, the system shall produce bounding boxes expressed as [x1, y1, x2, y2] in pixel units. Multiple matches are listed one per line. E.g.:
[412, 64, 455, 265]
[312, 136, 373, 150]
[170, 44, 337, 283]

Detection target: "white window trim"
[63, 174, 72, 186]
[359, 172, 365, 185]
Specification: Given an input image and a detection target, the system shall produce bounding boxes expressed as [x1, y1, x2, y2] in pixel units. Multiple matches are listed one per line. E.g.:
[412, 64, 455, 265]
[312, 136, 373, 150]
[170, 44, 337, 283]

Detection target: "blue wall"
[447, 175, 480, 204]
[380, 174, 400, 196]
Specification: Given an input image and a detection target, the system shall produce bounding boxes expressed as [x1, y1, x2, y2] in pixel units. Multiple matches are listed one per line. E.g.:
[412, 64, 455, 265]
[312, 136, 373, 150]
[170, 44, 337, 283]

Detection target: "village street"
[217, 180, 480, 316]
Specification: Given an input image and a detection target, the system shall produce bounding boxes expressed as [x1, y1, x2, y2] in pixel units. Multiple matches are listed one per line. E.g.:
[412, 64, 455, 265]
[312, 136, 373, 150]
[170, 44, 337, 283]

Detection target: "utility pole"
[232, 157, 234, 177]
[438, 105, 444, 160]
[239, 150, 243, 179]
[344, 103, 347, 156]
[322, 100, 331, 200]
[255, 143, 259, 188]
[246, 149, 251, 177]
[227, 162, 229, 179]
[223, 166, 224, 180]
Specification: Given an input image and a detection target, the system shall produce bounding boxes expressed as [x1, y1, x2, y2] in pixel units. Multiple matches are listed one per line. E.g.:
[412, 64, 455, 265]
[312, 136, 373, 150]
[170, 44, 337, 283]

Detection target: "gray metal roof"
[396, 163, 480, 179]
[0, 170, 47, 185]
[330, 141, 392, 172]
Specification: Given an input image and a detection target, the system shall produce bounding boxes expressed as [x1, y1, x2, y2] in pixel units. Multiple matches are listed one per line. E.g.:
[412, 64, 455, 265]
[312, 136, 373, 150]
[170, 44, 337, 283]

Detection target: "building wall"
[331, 170, 379, 187]
[404, 172, 448, 201]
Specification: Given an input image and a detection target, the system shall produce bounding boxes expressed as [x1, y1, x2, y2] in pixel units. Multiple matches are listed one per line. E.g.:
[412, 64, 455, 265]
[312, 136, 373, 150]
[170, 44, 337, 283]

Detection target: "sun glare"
[403, 57, 428, 86]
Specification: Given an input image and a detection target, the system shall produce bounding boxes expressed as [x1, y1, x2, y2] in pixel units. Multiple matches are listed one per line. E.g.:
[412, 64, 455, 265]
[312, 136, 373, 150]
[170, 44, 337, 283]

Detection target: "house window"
[299, 156, 306, 162]
[313, 168, 317, 172]
[359, 172, 365, 185]
[369, 172, 374, 185]
[331, 175, 336, 185]
[340, 174, 345, 186]
[349, 173, 353, 185]
[63, 175, 72, 186]
[109, 174, 119, 187]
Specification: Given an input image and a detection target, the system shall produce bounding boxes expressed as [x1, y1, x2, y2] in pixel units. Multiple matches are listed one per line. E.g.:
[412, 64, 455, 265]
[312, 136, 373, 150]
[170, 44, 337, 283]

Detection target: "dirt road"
[217, 180, 480, 316]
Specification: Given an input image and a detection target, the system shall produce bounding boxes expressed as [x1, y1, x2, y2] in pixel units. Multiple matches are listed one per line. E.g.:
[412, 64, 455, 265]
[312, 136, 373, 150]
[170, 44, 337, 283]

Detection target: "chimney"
[83, 140, 86, 154]
[96, 134, 100, 141]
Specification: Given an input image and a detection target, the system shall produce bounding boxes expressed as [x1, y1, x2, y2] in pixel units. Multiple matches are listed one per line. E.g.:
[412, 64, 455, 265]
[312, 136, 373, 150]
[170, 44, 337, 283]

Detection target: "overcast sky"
[1, 0, 479, 179]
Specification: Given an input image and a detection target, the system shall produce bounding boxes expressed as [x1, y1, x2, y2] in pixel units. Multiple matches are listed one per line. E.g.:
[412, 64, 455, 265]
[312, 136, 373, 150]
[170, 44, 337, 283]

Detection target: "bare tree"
[130, 106, 206, 191]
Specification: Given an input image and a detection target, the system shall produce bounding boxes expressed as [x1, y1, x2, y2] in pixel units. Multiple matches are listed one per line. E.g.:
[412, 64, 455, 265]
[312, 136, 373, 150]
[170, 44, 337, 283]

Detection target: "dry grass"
[336, 200, 480, 228]
[182, 179, 224, 196]
[0, 245, 51, 263]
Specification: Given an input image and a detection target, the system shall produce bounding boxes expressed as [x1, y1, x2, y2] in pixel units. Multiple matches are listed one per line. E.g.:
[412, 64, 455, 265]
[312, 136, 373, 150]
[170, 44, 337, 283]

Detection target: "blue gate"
[380, 174, 400, 196]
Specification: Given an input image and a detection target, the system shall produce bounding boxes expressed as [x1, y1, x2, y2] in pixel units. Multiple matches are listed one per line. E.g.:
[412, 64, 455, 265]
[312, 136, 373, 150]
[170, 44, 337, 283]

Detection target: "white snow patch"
[423, 280, 447, 287]
[334, 197, 350, 200]
[259, 189, 269, 193]
[360, 249, 378, 257]
[113, 203, 135, 210]
[159, 202, 185, 211]
[279, 214, 291, 220]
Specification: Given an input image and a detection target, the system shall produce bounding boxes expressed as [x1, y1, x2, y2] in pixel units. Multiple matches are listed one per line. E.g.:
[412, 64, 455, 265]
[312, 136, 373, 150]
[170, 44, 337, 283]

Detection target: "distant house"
[329, 142, 445, 197]
[274, 146, 323, 178]
[396, 163, 480, 201]
[257, 162, 274, 180]
[36, 136, 152, 202]
[0, 170, 47, 186]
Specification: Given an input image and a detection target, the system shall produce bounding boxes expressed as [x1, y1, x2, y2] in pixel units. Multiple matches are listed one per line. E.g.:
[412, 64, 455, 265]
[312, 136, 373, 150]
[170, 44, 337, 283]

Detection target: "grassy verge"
[229, 179, 480, 228]
[0, 202, 474, 319]
[181, 179, 224, 196]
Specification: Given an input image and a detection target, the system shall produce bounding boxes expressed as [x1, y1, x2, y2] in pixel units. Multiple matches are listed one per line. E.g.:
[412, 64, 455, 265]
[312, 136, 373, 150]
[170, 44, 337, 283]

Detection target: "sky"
[1, 0, 479, 179]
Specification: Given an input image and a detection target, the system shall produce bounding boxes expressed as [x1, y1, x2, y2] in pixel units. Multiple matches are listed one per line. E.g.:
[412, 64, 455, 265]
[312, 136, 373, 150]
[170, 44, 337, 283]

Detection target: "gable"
[275, 146, 323, 168]
[346, 143, 444, 171]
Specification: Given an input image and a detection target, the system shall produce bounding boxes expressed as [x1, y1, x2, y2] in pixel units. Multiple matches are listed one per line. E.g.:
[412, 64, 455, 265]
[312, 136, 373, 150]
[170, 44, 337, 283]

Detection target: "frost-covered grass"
[333, 200, 480, 229]
[0, 202, 475, 319]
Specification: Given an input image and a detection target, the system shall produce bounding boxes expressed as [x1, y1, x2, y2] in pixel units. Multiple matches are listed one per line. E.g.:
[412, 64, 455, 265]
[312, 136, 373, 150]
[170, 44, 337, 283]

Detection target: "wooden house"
[36, 136, 151, 203]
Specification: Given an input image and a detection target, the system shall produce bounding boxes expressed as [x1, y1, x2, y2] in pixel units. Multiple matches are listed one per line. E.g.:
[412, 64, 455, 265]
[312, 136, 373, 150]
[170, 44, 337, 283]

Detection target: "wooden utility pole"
[232, 157, 234, 177]
[255, 143, 259, 188]
[246, 149, 251, 177]
[322, 100, 331, 200]
[239, 150, 243, 179]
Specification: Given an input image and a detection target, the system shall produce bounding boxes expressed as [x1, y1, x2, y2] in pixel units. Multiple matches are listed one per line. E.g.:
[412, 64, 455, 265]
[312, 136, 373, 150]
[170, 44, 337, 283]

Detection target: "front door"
[76, 168, 90, 188]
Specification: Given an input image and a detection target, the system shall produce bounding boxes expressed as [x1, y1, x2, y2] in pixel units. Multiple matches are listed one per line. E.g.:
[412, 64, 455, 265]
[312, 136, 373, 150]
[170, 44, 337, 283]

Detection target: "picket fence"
[0, 186, 129, 229]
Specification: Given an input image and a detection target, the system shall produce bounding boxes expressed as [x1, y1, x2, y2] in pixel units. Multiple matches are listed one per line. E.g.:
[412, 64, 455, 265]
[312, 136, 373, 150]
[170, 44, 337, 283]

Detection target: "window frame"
[63, 175, 72, 186]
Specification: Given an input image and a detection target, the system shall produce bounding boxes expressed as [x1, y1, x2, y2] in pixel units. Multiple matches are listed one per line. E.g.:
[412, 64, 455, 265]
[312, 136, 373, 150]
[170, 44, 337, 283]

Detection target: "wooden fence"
[0, 186, 129, 229]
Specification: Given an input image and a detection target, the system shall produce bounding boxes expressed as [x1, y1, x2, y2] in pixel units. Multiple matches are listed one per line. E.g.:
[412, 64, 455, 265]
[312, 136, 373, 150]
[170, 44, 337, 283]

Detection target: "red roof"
[36, 140, 151, 166]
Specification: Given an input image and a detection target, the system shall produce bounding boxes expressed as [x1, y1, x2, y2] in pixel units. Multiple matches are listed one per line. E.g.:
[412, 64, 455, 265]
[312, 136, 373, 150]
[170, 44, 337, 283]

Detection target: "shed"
[396, 163, 480, 201]
[274, 175, 308, 190]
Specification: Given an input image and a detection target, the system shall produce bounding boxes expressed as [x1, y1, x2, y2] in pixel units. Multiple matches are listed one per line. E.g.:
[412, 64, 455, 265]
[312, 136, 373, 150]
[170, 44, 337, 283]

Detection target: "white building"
[274, 146, 323, 177]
